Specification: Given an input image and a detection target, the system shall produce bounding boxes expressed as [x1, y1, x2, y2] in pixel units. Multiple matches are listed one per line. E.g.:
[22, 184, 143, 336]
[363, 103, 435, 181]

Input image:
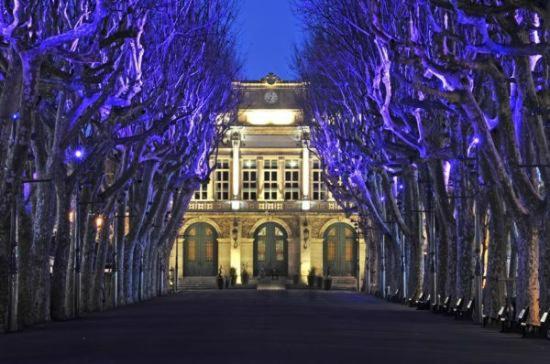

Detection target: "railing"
[187, 200, 342, 212]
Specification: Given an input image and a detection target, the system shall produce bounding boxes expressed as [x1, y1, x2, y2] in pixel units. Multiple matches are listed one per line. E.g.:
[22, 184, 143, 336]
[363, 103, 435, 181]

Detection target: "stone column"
[302, 146, 310, 199]
[231, 131, 240, 203]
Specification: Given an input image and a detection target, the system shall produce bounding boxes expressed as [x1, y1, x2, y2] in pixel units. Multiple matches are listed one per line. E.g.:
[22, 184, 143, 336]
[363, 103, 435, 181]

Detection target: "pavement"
[0, 290, 548, 363]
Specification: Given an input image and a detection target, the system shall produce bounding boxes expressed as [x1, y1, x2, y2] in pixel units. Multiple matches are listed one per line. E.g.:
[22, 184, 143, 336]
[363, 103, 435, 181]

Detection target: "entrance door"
[253, 223, 288, 276]
[323, 223, 357, 276]
[184, 223, 218, 276]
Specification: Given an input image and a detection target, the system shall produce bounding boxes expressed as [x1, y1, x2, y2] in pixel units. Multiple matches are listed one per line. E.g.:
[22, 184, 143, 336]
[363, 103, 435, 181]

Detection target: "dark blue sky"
[237, 0, 303, 81]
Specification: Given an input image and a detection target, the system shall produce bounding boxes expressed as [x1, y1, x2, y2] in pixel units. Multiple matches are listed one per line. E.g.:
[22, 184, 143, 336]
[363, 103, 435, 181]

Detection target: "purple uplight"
[472, 137, 480, 145]
[74, 149, 84, 159]
[11, 112, 20, 121]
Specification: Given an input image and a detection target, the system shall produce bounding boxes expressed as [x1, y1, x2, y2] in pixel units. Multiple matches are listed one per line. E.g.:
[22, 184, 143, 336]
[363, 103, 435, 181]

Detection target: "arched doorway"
[184, 223, 218, 276]
[323, 223, 357, 276]
[253, 222, 288, 276]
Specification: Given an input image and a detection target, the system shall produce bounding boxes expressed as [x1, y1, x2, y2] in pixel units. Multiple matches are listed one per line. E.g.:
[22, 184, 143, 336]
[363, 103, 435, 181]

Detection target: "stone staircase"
[331, 276, 358, 291]
[178, 277, 218, 290]
[256, 277, 287, 291]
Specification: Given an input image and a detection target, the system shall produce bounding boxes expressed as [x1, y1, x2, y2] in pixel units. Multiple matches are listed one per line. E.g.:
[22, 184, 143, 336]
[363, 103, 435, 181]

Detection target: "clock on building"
[264, 91, 278, 104]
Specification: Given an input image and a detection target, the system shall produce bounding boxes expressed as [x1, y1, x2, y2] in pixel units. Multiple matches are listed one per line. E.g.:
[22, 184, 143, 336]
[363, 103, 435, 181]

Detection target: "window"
[193, 182, 208, 200]
[263, 159, 278, 200]
[205, 242, 213, 262]
[242, 159, 257, 200]
[345, 241, 353, 262]
[284, 160, 300, 200]
[258, 241, 266, 261]
[276, 241, 284, 261]
[188, 241, 196, 261]
[312, 160, 327, 200]
[215, 160, 230, 200]
[327, 239, 336, 261]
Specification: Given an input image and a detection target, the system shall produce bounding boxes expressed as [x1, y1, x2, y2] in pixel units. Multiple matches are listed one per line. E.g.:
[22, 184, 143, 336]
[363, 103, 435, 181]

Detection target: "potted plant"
[241, 263, 250, 286]
[307, 267, 316, 288]
[323, 267, 332, 290]
[229, 267, 237, 287]
[217, 267, 224, 289]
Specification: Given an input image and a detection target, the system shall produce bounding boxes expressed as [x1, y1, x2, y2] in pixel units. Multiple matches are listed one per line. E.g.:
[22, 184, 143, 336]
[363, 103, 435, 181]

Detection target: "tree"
[296, 0, 549, 325]
[0, 0, 238, 331]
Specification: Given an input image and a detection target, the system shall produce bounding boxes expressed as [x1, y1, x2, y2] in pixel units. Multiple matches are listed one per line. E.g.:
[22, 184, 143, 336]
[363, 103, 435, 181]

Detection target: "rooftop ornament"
[261, 72, 282, 85]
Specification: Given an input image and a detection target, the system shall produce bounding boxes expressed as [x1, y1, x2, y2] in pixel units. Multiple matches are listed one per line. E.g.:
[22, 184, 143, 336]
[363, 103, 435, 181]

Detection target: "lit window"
[312, 160, 327, 200]
[328, 239, 336, 261]
[242, 159, 257, 200]
[276, 241, 284, 261]
[284, 160, 300, 200]
[345, 241, 353, 262]
[258, 241, 266, 261]
[188, 240, 196, 261]
[263, 160, 278, 200]
[194, 182, 208, 200]
[205, 242, 213, 262]
[216, 160, 230, 200]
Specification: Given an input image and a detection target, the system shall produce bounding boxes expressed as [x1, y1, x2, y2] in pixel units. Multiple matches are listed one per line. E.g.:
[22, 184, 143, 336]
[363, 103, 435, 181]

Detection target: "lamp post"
[353, 221, 363, 292]
[468, 137, 483, 325]
[7, 182, 19, 333]
[174, 234, 185, 292]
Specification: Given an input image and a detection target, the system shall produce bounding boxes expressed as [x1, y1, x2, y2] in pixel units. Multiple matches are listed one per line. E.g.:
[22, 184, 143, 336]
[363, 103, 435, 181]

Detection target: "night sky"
[237, 0, 303, 81]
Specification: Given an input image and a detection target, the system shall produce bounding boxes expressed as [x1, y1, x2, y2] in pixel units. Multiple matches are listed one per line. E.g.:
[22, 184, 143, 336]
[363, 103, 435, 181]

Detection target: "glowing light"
[443, 161, 451, 190]
[74, 149, 84, 159]
[95, 215, 104, 228]
[11, 112, 20, 121]
[302, 200, 311, 211]
[472, 137, 480, 145]
[241, 109, 298, 125]
[68, 210, 75, 223]
[398, 184, 404, 190]
[231, 200, 240, 210]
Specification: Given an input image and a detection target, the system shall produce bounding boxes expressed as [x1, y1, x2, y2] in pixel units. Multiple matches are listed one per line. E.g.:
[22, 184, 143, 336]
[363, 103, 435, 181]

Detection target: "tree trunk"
[123, 243, 135, 305]
[50, 190, 72, 320]
[484, 190, 509, 318]
[516, 218, 541, 325]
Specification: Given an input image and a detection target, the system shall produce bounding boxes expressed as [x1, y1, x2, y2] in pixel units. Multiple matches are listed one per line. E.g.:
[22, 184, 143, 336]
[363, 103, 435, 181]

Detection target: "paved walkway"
[0, 291, 548, 363]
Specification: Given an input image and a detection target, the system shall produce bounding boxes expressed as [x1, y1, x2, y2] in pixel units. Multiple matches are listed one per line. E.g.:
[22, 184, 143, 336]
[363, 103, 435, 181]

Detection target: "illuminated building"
[169, 73, 365, 288]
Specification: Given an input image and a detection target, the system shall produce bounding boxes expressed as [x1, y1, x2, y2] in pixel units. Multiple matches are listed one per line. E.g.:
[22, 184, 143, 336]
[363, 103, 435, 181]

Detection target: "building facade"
[169, 73, 365, 288]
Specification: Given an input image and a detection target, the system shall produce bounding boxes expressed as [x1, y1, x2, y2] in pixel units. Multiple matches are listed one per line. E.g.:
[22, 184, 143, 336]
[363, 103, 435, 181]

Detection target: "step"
[331, 276, 358, 291]
[178, 277, 217, 290]
[256, 277, 287, 291]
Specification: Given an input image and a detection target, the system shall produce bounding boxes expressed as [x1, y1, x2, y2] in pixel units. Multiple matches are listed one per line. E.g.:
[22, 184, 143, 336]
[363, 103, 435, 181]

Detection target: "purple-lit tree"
[297, 0, 548, 325]
[0, 0, 238, 331]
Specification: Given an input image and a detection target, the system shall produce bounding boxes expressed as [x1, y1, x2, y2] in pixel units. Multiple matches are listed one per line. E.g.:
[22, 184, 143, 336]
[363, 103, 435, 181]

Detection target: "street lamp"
[95, 215, 104, 229]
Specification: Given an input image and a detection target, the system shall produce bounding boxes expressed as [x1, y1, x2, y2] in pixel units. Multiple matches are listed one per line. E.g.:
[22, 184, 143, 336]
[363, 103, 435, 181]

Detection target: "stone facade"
[168, 74, 365, 286]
